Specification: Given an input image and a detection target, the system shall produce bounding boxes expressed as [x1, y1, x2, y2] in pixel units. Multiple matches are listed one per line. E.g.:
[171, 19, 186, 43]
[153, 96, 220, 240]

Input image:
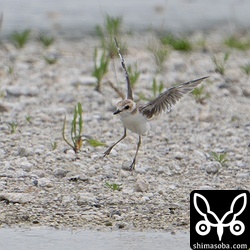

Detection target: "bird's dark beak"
[113, 109, 121, 115]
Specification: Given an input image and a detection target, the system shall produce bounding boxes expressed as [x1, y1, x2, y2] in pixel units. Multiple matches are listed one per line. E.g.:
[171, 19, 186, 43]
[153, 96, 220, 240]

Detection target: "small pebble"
[203, 162, 222, 174]
[134, 178, 149, 192]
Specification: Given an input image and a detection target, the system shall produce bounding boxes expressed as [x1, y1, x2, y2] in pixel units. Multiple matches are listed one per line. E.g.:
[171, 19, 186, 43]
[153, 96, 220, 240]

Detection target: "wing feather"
[139, 76, 209, 119]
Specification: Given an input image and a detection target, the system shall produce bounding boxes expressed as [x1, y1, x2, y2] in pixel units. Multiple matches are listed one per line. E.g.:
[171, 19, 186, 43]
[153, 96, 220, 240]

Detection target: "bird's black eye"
[124, 105, 130, 110]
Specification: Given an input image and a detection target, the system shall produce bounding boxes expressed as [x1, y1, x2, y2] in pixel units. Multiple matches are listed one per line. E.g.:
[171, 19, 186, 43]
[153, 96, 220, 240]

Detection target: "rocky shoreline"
[0, 31, 249, 231]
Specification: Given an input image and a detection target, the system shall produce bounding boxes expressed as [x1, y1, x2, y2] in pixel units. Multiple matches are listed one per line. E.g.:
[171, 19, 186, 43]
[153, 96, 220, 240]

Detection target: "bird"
[103, 37, 209, 170]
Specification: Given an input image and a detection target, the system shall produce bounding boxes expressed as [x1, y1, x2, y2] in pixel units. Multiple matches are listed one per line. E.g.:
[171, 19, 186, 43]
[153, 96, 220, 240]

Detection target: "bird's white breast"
[119, 111, 150, 135]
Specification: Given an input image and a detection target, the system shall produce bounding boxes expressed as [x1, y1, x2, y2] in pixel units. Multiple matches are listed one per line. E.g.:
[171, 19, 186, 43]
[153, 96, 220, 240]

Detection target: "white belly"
[119, 112, 150, 135]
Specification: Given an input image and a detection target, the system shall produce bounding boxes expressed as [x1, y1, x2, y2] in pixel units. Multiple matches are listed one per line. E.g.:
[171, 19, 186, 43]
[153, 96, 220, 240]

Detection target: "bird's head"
[113, 99, 137, 115]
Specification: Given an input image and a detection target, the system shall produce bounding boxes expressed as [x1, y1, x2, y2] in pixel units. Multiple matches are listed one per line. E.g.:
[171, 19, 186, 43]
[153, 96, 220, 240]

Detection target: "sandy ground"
[0, 31, 249, 232]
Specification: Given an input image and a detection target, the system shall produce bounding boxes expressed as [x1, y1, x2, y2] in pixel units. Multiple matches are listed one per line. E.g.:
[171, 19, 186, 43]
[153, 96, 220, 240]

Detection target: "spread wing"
[114, 37, 133, 100]
[139, 76, 209, 119]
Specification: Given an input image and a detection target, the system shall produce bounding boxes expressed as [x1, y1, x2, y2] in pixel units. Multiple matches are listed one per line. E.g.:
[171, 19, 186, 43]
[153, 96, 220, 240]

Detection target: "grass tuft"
[161, 34, 192, 51]
[151, 46, 168, 72]
[62, 102, 83, 154]
[92, 48, 109, 91]
[127, 63, 140, 87]
[38, 33, 55, 48]
[152, 78, 164, 98]
[10, 29, 31, 48]
[51, 141, 57, 150]
[139, 78, 164, 101]
[211, 152, 228, 166]
[224, 35, 250, 51]
[212, 52, 230, 75]
[95, 15, 126, 58]
[105, 182, 122, 191]
[192, 86, 210, 104]
[8, 122, 18, 134]
[25, 116, 32, 124]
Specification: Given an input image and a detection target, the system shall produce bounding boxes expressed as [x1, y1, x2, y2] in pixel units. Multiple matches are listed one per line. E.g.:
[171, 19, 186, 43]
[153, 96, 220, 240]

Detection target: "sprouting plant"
[105, 182, 122, 191]
[161, 34, 192, 51]
[212, 52, 230, 75]
[230, 116, 239, 122]
[152, 78, 164, 98]
[38, 33, 55, 48]
[192, 86, 210, 104]
[224, 35, 250, 51]
[26, 115, 32, 124]
[51, 141, 57, 150]
[92, 48, 109, 92]
[44, 55, 58, 64]
[138, 78, 164, 101]
[10, 29, 31, 48]
[127, 63, 140, 87]
[96, 15, 122, 39]
[240, 63, 250, 76]
[148, 42, 168, 72]
[62, 102, 83, 154]
[95, 15, 126, 58]
[8, 122, 18, 134]
[211, 152, 228, 166]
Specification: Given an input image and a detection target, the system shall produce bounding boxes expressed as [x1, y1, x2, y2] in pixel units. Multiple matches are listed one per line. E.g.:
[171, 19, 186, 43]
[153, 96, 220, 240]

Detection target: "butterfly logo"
[193, 193, 247, 241]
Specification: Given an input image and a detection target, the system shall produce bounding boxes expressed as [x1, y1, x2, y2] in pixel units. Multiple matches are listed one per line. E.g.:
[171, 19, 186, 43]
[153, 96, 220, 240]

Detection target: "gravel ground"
[0, 31, 249, 232]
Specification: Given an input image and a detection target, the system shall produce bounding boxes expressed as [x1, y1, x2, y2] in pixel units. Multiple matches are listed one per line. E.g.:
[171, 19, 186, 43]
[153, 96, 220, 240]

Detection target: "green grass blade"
[78, 102, 83, 136]
[62, 116, 74, 149]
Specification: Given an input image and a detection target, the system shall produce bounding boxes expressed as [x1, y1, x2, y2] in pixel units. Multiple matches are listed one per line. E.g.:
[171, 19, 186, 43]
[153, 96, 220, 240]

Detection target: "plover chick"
[104, 38, 209, 170]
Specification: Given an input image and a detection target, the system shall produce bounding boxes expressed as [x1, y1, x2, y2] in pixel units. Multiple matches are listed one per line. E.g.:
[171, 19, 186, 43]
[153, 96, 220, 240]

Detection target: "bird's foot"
[103, 147, 112, 157]
[129, 160, 136, 171]
[121, 161, 135, 172]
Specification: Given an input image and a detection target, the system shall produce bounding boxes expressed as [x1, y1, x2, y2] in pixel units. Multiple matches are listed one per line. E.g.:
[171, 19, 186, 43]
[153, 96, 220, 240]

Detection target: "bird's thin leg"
[103, 128, 126, 157]
[129, 135, 141, 171]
